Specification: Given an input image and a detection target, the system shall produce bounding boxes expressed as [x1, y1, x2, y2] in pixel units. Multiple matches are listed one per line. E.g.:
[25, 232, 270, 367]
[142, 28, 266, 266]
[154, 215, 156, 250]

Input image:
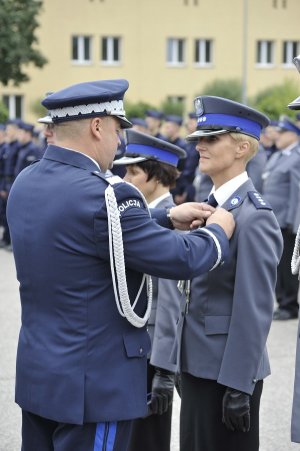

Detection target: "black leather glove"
[222, 387, 251, 432]
[149, 367, 175, 415]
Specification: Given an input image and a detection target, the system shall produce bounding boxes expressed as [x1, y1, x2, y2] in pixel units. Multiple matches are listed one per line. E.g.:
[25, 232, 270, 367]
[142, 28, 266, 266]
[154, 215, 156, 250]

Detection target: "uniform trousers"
[180, 372, 263, 451]
[276, 228, 299, 315]
[127, 362, 173, 451]
[21, 410, 132, 451]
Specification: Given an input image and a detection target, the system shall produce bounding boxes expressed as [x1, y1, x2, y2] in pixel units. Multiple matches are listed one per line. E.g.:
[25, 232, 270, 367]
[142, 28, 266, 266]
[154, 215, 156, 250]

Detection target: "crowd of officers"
[0, 119, 47, 249]
[1, 109, 300, 315]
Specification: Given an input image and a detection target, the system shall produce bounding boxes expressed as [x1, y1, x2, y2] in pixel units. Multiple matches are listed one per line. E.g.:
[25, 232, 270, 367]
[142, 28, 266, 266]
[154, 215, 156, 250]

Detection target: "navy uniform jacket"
[180, 179, 283, 394]
[147, 194, 182, 373]
[262, 145, 300, 230]
[2, 140, 20, 192]
[14, 141, 41, 177]
[7, 145, 229, 425]
[292, 315, 300, 442]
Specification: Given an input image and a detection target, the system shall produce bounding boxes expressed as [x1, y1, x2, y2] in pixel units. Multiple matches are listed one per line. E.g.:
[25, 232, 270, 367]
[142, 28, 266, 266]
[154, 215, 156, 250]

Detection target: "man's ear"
[90, 117, 103, 139]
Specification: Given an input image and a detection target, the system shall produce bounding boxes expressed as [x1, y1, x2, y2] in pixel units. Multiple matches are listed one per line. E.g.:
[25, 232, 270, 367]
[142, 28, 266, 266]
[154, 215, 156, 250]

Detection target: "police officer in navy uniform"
[175, 96, 283, 451]
[145, 109, 165, 140]
[7, 79, 235, 451]
[114, 129, 186, 451]
[0, 119, 21, 248]
[14, 121, 41, 177]
[262, 116, 300, 320]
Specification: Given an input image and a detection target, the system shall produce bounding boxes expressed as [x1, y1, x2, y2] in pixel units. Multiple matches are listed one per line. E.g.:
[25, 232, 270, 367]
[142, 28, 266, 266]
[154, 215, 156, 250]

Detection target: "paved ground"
[0, 247, 300, 450]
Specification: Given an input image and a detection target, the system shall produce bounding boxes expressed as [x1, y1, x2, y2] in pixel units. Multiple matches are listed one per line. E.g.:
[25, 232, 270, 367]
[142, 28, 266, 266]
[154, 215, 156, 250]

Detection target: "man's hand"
[222, 387, 251, 432]
[206, 208, 235, 239]
[0, 190, 8, 200]
[148, 367, 175, 415]
[169, 202, 215, 230]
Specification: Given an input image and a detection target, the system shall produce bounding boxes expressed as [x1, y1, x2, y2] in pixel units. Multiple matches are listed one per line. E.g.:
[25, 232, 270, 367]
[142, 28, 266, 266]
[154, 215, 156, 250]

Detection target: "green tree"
[0, 100, 8, 123]
[196, 79, 243, 102]
[160, 98, 185, 117]
[0, 0, 47, 86]
[125, 101, 156, 119]
[250, 79, 300, 120]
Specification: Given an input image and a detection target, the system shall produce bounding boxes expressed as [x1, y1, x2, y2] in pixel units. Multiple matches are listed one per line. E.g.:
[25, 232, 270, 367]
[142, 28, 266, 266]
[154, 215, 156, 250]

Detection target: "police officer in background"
[114, 129, 186, 451]
[145, 109, 165, 140]
[0, 119, 21, 249]
[14, 121, 41, 177]
[7, 79, 235, 451]
[176, 96, 283, 451]
[262, 116, 300, 320]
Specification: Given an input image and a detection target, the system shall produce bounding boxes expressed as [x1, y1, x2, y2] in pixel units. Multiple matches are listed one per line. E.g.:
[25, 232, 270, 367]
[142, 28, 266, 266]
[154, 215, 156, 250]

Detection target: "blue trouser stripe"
[94, 421, 117, 451]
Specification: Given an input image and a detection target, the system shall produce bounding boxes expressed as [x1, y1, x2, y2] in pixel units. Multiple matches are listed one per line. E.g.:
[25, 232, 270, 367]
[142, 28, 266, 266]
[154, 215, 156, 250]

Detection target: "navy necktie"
[207, 193, 218, 207]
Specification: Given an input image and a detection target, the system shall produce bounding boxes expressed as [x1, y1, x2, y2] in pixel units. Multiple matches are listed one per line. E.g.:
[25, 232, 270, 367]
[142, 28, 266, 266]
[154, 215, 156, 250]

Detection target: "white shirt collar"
[148, 192, 171, 208]
[211, 172, 249, 206]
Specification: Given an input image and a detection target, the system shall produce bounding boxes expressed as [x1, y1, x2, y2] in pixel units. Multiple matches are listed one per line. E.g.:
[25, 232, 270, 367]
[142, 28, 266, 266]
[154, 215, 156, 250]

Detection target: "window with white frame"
[2, 95, 23, 119]
[72, 36, 92, 63]
[101, 37, 121, 64]
[167, 38, 185, 65]
[256, 40, 274, 66]
[283, 41, 300, 66]
[194, 39, 213, 65]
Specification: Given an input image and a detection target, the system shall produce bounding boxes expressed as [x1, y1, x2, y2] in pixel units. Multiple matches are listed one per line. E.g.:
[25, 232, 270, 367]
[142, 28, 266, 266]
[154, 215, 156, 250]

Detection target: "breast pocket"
[204, 315, 231, 335]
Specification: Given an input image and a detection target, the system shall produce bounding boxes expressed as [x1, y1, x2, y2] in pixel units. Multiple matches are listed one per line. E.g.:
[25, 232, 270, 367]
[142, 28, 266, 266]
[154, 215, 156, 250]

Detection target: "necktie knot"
[207, 193, 218, 207]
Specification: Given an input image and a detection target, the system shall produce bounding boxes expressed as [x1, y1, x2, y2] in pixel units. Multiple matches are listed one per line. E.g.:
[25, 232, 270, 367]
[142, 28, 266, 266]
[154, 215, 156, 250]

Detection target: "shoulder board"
[92, 170, 125, 186]
[247, 191, 272, 210]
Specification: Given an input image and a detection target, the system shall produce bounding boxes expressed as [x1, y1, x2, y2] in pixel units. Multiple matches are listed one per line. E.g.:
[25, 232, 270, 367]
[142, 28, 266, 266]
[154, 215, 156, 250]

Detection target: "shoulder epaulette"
[247, 191, 272, 210]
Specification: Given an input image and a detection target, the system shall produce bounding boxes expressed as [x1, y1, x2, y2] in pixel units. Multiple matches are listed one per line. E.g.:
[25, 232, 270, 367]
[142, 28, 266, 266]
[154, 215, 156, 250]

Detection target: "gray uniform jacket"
[262, 145, 300, 229]
[246, 145, 267, 193]
[180, 179, 283, 395]
[148, 194, 182, 373]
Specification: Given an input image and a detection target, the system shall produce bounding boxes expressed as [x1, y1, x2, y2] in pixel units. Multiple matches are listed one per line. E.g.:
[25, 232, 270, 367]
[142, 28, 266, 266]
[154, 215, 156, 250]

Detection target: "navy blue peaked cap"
[113, 129, 186, 167]
[41, 79, 132, 128]
[186, 96, 270, 141]
[165, 115, 183, 126]
[130, 118, 148, 128]
[145, 109, 164, 120]
[19, 121, 34, 133]
[277, 117, 300, 135]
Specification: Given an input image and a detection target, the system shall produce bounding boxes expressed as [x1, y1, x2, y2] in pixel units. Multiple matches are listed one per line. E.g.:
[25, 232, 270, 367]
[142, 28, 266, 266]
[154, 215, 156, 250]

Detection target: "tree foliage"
[250, 79, 300, 120]
[0, 0, 47, 86]
[124, 100, 156, 119]
[195, 79, 243, 102]
[0, 100, 8, 123]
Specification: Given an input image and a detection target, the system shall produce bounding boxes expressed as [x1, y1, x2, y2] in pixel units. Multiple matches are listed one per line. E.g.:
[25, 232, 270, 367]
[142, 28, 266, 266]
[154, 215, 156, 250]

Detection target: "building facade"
[1, 0, 300, 122]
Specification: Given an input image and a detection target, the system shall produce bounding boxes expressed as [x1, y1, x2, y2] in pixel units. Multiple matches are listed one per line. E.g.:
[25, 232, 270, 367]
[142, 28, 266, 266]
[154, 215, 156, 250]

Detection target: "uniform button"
[139, 347, 143, 354]
[253, 378, 257, 383]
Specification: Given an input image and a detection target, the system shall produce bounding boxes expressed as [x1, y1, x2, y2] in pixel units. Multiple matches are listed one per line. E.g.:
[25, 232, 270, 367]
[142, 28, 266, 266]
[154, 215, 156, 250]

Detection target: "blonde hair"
[229, 132, 259, 162]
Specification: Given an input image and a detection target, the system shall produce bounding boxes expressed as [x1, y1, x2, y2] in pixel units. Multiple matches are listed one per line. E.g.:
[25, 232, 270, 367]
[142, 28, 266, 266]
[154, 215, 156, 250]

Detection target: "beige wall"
[1, 0, 300, 122]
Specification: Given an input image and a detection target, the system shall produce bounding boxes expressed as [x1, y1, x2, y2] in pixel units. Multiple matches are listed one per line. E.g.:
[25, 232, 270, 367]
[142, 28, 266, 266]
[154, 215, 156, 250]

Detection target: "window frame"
[166, 38, 186, 67]
[71, 35, 92, 65]
[100, 36, 122, 65]
[256, 40, 275, 67]
[194, 38, 213, 67]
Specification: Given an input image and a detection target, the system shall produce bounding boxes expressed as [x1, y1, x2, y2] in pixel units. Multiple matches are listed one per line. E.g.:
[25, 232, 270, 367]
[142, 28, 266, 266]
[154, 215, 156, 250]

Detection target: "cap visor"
[113, 156, 148, 166]
[116, 116, 132, 129]
[288, 96, 300, 110]
[37, 115, 53, 124]
[186, 129, 229, 141]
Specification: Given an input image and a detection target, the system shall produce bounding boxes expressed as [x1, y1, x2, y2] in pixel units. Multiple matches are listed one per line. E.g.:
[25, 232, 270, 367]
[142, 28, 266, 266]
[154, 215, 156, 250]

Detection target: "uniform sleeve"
[150, 277, 183, 372]
[217, 210, 283, 394]
[94, 182, 230, 281]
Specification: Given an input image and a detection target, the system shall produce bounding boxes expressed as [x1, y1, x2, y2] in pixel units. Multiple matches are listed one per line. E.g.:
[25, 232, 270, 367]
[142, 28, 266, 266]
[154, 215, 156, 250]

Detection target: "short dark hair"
[130, 159, 179, 189]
